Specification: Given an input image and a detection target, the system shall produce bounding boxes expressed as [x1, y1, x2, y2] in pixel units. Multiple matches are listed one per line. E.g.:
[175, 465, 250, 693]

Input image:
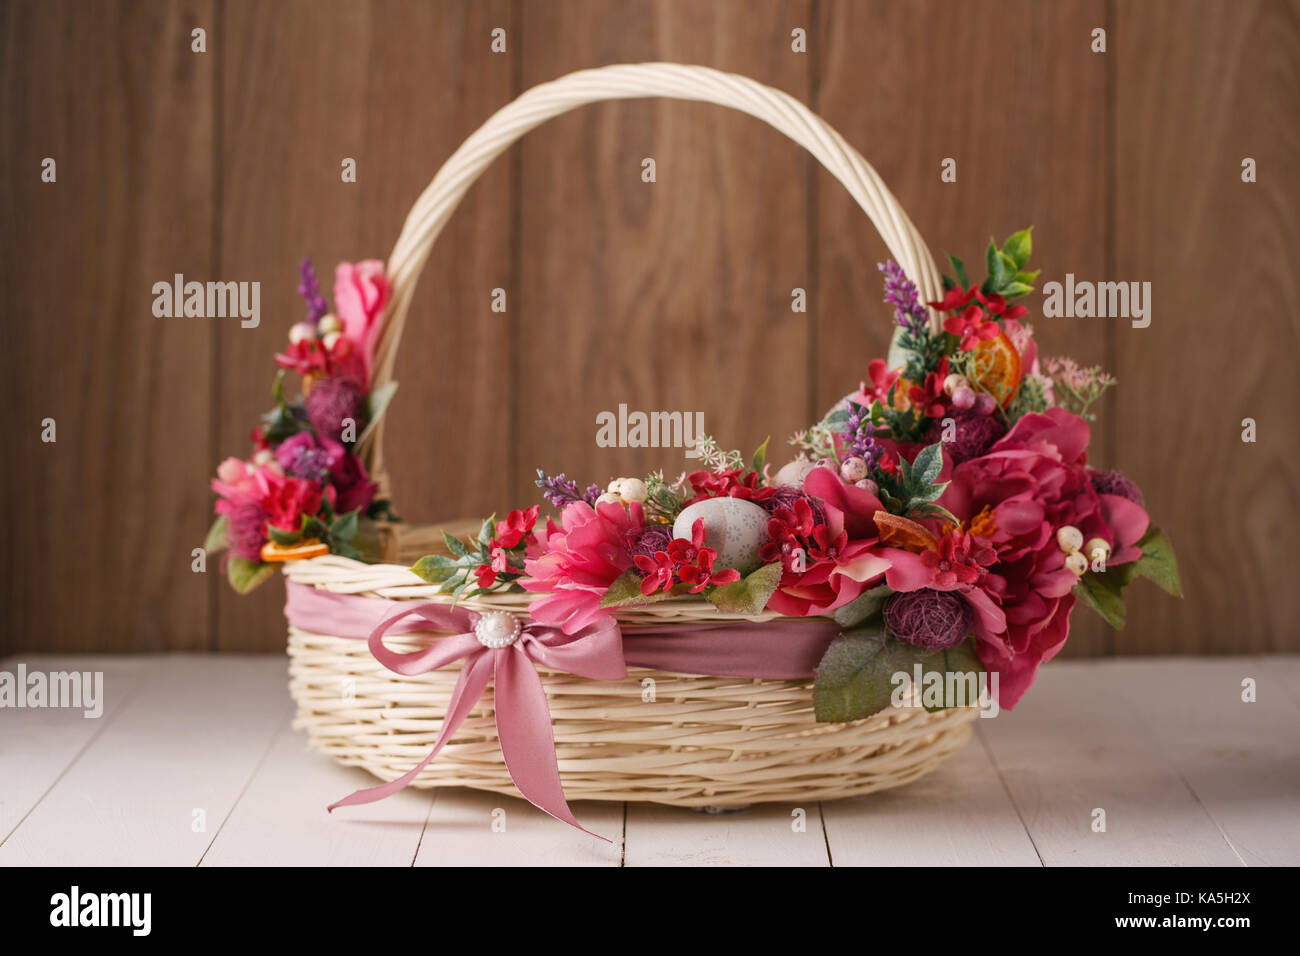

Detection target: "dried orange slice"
[873, 511, 940, 553]
[260, 538, 330, 563]
[970, 330, 1022, 407]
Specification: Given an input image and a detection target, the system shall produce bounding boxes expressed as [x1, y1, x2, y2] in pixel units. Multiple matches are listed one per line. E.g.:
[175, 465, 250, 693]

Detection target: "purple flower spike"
[878, 260, 929, 336]
[298, 257, 330, 324]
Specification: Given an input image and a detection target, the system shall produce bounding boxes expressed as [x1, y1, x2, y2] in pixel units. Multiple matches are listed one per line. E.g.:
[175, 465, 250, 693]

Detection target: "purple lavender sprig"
[298, 257, 330, 324]
[842, 402, 883, 471]
[878, 260, 929, 336]
[535, 470, 601, 509]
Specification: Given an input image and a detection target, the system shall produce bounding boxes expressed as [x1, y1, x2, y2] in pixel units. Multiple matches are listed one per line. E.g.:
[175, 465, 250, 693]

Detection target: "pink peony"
[334, 260, 389, 387]
[939, 408, 1150, 707]
[764, 466, 891, 616]
[521, 500, 646, 634]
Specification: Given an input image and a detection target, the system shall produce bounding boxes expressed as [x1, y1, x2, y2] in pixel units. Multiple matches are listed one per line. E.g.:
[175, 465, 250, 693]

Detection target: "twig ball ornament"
[474, 610, 522, 648]
[672, 497, 768, 575]
[883, 589, 972, 651]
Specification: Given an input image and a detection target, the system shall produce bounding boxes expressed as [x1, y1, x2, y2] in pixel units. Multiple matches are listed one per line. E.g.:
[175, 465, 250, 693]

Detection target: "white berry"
[1064, 551, 1088, 576]
[943, 373, 970, 396]
[618, 478, 648, 503]
[317, 314, 342, 335]
[1085, 538, 1111, 560]
[288, 321, 317, 344]
[1057, 525, 1084, 553]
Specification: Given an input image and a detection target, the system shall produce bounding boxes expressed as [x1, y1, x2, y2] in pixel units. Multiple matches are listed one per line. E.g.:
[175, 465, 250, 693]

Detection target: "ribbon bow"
[328, 601, 626, 840]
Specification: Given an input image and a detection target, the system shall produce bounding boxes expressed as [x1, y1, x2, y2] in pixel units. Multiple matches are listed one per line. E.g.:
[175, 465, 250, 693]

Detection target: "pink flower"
[261, 470, 326, 532]
[765, 466, 891, 616]
[944, 304, 1001, 351]
[521, 500, 646, 634]
[939, 408, 1150, 707]
[334, 260, 389, 388]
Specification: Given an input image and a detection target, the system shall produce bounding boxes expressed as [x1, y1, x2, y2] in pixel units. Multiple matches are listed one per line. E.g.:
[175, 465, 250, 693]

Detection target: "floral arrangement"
[406, 227, 1180, 716]
[216, 230, 1180, 719]
[205, 259, 398, 593]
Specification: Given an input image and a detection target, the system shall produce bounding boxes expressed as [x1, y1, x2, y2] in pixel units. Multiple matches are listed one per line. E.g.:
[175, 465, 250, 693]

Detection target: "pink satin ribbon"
[285, 583, 842, 836]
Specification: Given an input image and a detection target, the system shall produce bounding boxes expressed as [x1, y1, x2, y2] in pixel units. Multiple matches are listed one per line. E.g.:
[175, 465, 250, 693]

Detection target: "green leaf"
[751, 436, 770, 475]
[833, 584, 891, 628]
[921, 641, 985, 713]
[1003, 227, 1033, 269]
[947, 253, 969, 289]
[707, 562, 783, 615]
[355, 381, 399, 449]
[984, 238, 1000, 286]
[813, 629, 984, 723]
[906, 501, 959, 525]
[1129, 525, 1182, 597]
[1074, 570, 1127, 629]
[228, 557, 275, 595]
[1000, 281, 1035, 299]
[411, 553, 462, 584]
[301, 516, 328, 541]
[991, 252, 1017, 292]
[442, 530, 470, 558]
[599, 568, 679, 609]
[910, 442, 945, 487]
[330, 509, 359, 544]
[477, 514, 496, 547]
[267, 525, 302, 546]
[1014, 268, 1041, 286]
[204, 515, 229, 554]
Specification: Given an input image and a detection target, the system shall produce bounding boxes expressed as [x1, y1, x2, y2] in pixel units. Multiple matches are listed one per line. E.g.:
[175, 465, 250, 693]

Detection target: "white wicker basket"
[286, 63, 977, 809]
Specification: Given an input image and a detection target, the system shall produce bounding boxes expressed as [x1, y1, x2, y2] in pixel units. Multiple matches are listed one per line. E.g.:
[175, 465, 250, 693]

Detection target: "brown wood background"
[2, 0, 1297, 656]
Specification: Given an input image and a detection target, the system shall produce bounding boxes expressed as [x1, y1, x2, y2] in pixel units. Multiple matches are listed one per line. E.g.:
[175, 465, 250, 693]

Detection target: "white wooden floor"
[1, 654, 1297, 866]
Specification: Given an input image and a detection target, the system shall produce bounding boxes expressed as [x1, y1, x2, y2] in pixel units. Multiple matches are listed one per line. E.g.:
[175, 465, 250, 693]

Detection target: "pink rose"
[333, 260, 390, 387]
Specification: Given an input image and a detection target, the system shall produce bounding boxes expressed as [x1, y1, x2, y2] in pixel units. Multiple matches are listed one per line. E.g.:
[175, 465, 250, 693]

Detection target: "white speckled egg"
[773, 457, 815, 488]
[672, 497, 769, 575]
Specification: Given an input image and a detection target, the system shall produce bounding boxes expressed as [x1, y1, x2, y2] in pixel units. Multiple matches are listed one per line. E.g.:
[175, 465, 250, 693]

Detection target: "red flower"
[474, 563, 498, 589]
[261, 472, 326, 532]
[489, 540, 509, 574]
[633, 550, 677, 595]
[919, 530, 997, 588]
[908, 356, 951, 418]
[686, 469, 776, 504]
[677, 549, 739, 593]
[975, 289, 1027, 321]
[928, 286, 978, 313]
[668, 517, 706, 565]
[495, 505, 540, 549]
[861, 359, 901, 405]
[944, 304, 1001, 352]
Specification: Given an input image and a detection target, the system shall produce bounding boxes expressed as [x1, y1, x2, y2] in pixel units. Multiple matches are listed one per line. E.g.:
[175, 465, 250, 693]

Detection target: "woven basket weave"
[286, 63, 978, 807]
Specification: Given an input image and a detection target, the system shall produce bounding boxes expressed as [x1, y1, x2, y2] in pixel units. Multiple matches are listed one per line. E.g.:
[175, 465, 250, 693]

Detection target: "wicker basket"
[285, 63, 978, 809]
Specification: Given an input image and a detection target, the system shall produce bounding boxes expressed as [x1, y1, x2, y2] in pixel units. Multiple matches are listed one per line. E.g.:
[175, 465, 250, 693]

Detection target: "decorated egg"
[773, 457, 815, 488]
[671, 497, 768, 576]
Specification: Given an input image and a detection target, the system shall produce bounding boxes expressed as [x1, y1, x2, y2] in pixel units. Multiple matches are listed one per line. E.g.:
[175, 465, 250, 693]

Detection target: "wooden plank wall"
[1, 0, 1296, 654]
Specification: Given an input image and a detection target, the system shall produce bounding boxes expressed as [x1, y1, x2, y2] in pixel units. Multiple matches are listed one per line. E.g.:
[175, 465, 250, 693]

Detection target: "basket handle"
[364, 62, 943, 480]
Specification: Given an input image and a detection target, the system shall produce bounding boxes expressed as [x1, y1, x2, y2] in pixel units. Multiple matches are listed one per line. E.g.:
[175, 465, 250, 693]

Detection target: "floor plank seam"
[975, 723, 1045, 867]
[196, 704, 294, 867]
[408, 790, 437, 868]
[0, 663, 151, 850]
[818, 802, 834, 867]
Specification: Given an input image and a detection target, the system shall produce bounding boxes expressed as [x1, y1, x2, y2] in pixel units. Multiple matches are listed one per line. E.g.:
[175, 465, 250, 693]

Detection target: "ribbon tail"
[328, 651, 494, 812]
[494, 646, 609, 842]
